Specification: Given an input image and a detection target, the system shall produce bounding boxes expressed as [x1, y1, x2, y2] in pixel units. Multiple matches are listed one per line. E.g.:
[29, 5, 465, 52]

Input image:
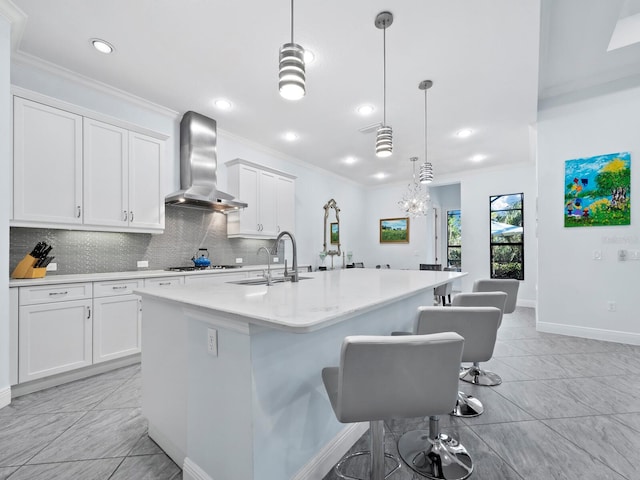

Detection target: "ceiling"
[4, 0, 640, 187]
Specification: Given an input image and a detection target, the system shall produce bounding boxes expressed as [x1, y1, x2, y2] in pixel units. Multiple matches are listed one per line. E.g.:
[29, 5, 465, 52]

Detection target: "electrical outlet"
[235, 257, 243, 264]
[273, 257, 279, 263]
[618, 249, 627, 261]
[46, 262, 57, 272]
[137, 260, 149, 268]
[607, 301, 617, 312]
[593, 250, 602, 260]
[207, 328, 218, 356]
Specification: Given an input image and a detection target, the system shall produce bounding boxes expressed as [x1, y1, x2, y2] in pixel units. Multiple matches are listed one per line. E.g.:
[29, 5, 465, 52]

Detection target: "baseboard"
[183, 457, 213, 480]
[291, 422, 368, 480]
[537, 321, 640, 346]
[181, 422, 367, 480]
[0, 386, 11, 410]
[148, 424, 185, 469]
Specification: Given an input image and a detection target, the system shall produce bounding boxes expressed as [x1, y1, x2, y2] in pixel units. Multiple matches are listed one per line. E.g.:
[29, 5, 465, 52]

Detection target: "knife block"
[11, 254, 47, 279]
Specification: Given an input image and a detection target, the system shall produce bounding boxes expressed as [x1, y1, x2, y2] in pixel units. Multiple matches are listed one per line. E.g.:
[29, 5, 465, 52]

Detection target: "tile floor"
[322, 307, 640, 480]
[1, 307, 639, 479]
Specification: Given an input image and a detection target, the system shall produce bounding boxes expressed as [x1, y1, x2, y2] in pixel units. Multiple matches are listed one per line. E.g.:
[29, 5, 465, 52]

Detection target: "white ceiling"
[4, 0, 640, 186]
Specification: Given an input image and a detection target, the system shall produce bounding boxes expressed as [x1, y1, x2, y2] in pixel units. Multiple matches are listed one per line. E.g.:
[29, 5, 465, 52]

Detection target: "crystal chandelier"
[398, 157, 430, 217]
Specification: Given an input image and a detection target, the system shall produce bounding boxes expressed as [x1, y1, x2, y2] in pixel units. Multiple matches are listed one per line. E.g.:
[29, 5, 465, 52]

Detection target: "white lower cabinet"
[19, 298, 92, 383]
[92, 279, 142, 364]
[92, 295, 142, 363]
[184, 272, 248, 285]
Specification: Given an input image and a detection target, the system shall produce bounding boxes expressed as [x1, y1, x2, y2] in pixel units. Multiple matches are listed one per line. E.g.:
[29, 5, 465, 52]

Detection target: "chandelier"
[398, 157, 430, 217]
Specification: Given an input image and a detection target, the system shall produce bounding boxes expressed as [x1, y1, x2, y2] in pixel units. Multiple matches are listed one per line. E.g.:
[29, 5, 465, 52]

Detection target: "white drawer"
[144, 276, 184, 287]
[93, 279, 143, 298]
[19, 282, 93, 305]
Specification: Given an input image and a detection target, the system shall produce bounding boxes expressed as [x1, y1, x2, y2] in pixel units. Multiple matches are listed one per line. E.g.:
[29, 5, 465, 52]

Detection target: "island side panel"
[141, 297, 189, 466]
[249, 289, 429, 480]
[185, 309, 254, 480]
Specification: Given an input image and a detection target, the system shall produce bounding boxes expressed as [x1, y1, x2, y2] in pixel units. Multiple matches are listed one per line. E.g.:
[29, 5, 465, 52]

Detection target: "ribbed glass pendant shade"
[279, 43, 306, 100]
[376, 125, 393, 157]
[419, 161, 434, 184]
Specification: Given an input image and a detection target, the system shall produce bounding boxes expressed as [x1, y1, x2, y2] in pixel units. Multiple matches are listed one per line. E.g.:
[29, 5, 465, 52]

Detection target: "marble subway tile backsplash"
[10, 206, 275, 275]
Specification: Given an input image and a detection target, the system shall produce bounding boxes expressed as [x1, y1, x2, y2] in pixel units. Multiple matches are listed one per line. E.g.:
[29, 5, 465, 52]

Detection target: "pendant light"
[375, 11, 393, 157]
[279, 0, 306, 100]
[419, 80, 434, 183]
[398, 157, 430, 217]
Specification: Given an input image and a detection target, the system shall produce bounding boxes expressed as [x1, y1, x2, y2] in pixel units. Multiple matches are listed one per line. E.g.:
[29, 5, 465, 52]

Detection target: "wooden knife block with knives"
[12, 241, 54, 279]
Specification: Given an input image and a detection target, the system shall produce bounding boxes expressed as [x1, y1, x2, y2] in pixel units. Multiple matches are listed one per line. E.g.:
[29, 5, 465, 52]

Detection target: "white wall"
[537, 86, 640, 344]
[458, 164, 537, 305]
[0, 14, 11, 402]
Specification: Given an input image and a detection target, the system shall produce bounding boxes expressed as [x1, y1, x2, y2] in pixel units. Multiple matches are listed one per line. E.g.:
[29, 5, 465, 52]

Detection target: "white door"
[93, 295, 142, 363]
[129, 132, 164, 230]
[236, 164, 260, 235]
[258, 170, 278, 236]
[19, 299, 92, 382]
[83, 118, 128, 227]
[13, 97, 83, 224]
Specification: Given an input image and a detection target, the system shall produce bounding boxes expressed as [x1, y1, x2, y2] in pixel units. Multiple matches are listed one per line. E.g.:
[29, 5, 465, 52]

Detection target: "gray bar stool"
[472, 279, 519, 314]
[322, 333, 465, 480]
[414, 306, 502, 418]
[452, 292, 507, 386]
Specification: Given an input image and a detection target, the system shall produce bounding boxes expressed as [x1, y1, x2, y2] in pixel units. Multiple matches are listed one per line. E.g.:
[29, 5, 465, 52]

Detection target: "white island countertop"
[135, 268, 465, 333]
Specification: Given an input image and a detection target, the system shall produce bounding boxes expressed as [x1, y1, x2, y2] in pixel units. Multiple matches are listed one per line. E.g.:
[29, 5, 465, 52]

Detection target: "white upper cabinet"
[12, 93, 166, 233]
[13, 97, 83, 224]
[225, 159, 296, 239]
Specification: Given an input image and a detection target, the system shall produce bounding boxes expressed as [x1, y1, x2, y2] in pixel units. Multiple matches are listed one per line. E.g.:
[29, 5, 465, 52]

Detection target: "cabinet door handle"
[87, 306, 91, 319]
[158, 282, 171, 286]
[112, 285, 128, 290]
[277, 225, 280, 233]
[130, 211, 134, 222]
[76, 206, 81, 218]
[123, 210, 128, 221]
[48, 291, 68, 296]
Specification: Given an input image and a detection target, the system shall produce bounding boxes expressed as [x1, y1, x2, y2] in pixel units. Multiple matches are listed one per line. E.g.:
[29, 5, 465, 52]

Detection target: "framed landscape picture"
[380, 218, 410, 243]
[330, 222, 339, 244]
[564, 152, 630, 227]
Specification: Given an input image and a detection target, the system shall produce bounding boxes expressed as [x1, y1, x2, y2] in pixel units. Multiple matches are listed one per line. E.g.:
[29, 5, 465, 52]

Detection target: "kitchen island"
[136, 268, 465, 480]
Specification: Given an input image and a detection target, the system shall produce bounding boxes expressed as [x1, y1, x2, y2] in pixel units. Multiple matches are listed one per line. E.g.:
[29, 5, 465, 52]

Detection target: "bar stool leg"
[460, 361, 502, 386]
[398, 416, 473, 480]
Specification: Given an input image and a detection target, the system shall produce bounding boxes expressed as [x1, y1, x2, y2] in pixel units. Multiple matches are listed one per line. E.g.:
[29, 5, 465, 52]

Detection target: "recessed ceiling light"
[357, 104, 375, 115]
[91, 38, 114, 54]
[214, 99, 232, 110]
[284, 131, 299, 141]
[303, 49, 315, 64]
[471, 154, 486, 162]
[344, 156, 357, 164]
[374, 172, 387, 180]
[456, 129, 473, 138]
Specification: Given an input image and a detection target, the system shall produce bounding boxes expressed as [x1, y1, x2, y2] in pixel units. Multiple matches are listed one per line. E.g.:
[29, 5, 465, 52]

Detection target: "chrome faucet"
[257, 246, 273, 286]
[272, 231, 299, 282]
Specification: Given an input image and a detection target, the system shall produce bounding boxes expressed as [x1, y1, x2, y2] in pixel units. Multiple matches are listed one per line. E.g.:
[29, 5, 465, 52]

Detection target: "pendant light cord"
[424, 87, 428, 163]
[383, 26, 387, 125]
[290, 0, 294, 43]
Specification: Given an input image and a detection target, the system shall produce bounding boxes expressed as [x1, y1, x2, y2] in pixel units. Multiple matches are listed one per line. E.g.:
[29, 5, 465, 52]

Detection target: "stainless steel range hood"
[165, 111, 247, 212]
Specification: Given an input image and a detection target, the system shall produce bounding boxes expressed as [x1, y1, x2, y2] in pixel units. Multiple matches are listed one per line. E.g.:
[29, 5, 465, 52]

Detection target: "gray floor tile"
[28, 408, 146, 463]
[493, 354, 576, 380]
[492, 340, 531, 357]
[0, 467, 17, 480]
[493, 380, 600, 419]
[470, 420, 626, 480]
[5, 458, 121, 480]
[129, 434, 164, 456]
[612, 412, 640, 434]
[0, 412, 84, 466]
[94, 375, 141, 410]
[463, 358, 534, 382]
[541, 376, 640, 414]
[457, 383, 535, 425]
[109, 454, 181, 480]
[543, 415, 640, 479]
[497, 325, 544, 340]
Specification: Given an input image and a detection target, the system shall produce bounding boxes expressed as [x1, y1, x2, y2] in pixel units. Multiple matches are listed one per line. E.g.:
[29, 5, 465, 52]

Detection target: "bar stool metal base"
[398, 429, 473, 480]
[450, 391, 484, 417]
[334, 451, 401, 480]
[459, 364, 502, 386]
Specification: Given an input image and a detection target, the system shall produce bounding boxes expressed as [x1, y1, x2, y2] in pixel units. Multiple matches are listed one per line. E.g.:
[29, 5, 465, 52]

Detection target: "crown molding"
[12, 50, 180, 119]
[0, 0, 26, 49]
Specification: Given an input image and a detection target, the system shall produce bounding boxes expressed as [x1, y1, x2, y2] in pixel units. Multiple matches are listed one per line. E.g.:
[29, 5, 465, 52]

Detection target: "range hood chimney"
[165, 111, 247, 212]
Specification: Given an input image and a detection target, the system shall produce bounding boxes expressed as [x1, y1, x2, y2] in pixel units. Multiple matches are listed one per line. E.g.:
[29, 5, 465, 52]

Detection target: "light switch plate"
[235, 258, 243, 264]
[137, 260, 149, 268]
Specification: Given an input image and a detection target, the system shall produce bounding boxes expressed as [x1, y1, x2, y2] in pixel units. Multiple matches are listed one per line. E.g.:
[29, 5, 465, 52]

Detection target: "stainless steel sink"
[228, 276, 312, 286]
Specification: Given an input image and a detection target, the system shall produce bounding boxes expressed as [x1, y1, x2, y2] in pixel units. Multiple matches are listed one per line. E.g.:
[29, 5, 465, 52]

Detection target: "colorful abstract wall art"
[564, 152, 630, 227]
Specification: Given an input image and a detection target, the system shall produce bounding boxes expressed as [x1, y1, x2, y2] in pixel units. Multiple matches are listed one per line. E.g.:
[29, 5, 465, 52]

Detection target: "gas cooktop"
[165, 265, 242, 272]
